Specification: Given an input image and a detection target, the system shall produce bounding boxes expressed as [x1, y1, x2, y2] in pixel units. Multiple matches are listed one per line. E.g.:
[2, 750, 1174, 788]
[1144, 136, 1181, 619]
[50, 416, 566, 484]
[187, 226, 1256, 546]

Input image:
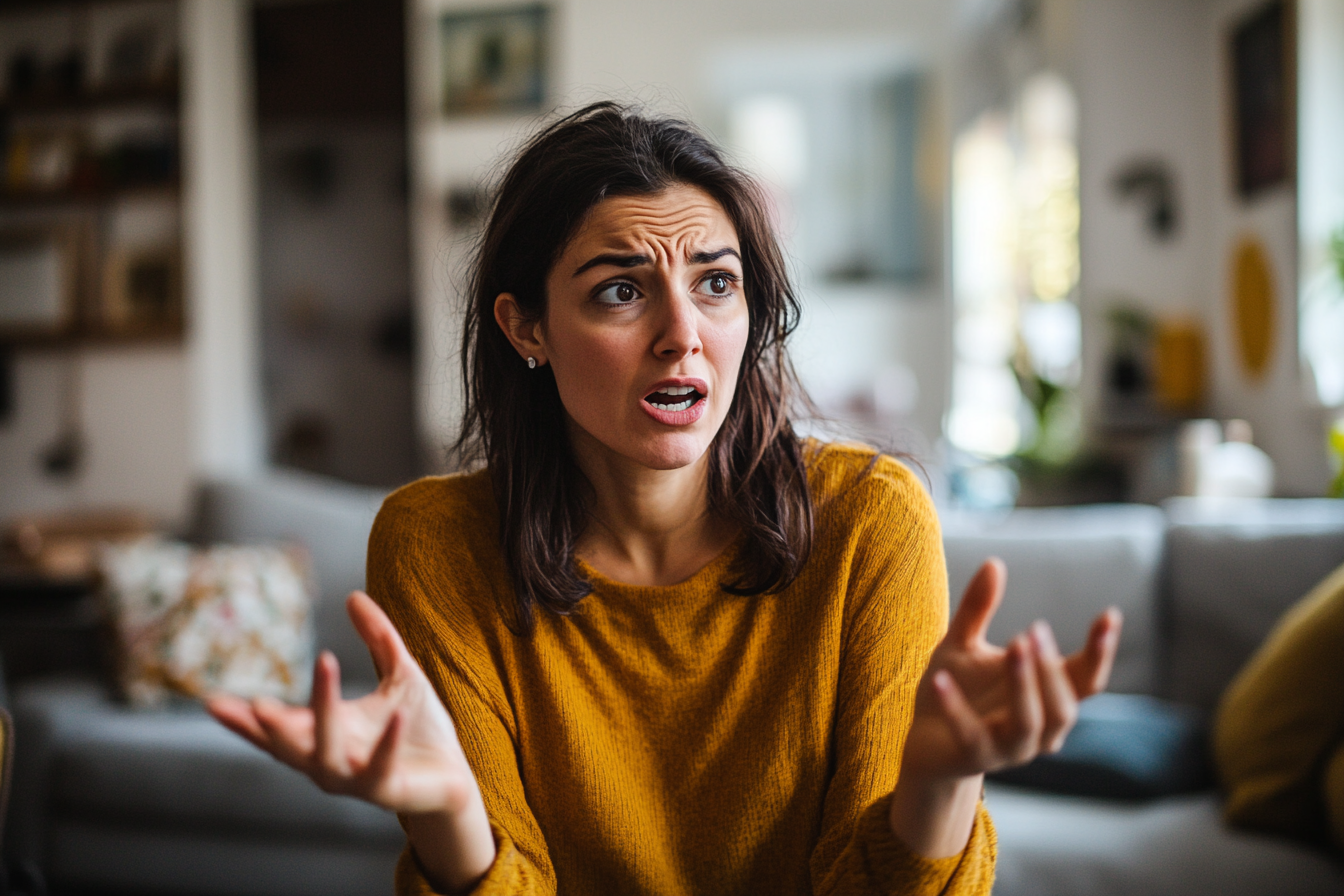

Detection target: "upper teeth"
[662, 385, 696, 395]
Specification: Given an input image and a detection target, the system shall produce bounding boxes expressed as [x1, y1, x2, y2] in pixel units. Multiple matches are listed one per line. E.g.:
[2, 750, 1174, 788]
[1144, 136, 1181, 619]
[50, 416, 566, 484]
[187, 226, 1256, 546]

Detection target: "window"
[1298, 0, 1344, 408]
[949, 72, 1081, 481]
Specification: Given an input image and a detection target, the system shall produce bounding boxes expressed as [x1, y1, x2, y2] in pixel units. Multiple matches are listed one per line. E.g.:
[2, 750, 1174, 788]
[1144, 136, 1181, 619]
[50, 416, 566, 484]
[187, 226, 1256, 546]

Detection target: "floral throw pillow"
[100, 538, 315, 707]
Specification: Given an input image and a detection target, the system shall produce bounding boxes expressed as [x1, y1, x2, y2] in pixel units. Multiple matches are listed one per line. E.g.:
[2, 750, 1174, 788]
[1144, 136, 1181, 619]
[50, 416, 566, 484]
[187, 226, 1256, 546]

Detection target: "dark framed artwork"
[1229, 0, 1296, 198]
[439, 5, 548, 116]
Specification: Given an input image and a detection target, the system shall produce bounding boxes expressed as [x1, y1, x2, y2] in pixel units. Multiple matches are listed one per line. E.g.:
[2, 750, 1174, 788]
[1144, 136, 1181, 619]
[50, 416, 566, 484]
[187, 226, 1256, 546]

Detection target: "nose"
[652, 289, 702, 360]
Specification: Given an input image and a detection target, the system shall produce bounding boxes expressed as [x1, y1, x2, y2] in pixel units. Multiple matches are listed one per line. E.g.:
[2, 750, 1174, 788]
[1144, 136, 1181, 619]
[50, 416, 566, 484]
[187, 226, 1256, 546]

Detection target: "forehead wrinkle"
[576, 208, 738, 268]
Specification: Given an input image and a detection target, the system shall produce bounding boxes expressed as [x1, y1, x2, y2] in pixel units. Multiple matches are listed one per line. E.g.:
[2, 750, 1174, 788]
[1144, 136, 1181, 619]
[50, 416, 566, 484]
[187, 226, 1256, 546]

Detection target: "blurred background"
[3, 3, 1344, 894]
[0, 0, 1340, 525]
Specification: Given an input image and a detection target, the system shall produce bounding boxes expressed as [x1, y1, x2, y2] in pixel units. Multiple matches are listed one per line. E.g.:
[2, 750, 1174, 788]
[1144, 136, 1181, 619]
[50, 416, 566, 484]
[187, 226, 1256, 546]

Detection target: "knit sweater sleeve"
[366, 480, 555, 896]
[810, 455, 996, 895]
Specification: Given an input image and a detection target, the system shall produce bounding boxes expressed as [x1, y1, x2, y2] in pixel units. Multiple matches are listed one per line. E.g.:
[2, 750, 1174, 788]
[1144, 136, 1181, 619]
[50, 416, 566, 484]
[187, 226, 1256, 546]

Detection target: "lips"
[641, 378, 708, 425]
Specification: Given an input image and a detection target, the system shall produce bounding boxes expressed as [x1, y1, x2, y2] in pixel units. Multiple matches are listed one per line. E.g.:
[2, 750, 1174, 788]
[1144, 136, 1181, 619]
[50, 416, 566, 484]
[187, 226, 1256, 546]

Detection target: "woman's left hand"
[904, 557, 1122, 779]
[888, 557, 1122, 855]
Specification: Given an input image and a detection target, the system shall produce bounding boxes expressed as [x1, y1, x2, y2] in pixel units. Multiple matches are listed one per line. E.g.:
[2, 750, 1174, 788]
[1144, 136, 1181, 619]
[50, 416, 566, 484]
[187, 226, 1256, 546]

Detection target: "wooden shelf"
[0, 83, 178, 116]
[0, 181, 179, 210]
[0, 5, 187, 356]
[0, 324, 184, 349]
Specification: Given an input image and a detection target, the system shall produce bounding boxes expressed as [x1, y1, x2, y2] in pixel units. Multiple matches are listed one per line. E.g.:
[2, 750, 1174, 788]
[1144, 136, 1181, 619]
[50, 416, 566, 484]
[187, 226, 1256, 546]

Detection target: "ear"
[493, 293, 547, 367]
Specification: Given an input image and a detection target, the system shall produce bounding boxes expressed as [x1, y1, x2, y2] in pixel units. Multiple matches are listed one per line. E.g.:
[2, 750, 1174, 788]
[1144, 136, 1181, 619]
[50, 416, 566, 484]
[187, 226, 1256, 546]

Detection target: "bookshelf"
[0, 0, 183, 344]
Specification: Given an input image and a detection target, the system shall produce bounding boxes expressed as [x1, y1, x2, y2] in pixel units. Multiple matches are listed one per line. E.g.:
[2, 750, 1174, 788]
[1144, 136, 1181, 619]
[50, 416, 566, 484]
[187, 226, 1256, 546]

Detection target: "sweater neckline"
[573, 533, 744, 597]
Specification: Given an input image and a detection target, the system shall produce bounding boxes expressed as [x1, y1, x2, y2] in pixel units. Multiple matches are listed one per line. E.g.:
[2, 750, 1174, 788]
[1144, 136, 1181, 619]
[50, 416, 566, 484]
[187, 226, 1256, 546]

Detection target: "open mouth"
[643, 385, 705, 413]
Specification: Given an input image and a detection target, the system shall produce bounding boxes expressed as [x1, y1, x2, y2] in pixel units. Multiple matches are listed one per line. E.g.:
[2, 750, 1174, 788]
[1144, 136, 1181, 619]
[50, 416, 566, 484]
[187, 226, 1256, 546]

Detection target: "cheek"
[547, 325, 639, 415]
[707, 309, 751, 384]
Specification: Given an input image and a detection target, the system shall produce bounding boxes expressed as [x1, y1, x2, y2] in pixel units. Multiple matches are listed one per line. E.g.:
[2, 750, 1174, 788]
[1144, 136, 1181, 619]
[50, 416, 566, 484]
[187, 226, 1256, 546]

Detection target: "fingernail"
[1032, 621, 1059, 657]
[934, 670, 953, 690]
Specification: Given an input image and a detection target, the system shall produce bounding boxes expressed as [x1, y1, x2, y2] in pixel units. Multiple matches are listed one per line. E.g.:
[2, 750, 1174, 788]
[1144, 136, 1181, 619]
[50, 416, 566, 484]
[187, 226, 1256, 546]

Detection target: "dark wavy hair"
[455, 101, 814, 633]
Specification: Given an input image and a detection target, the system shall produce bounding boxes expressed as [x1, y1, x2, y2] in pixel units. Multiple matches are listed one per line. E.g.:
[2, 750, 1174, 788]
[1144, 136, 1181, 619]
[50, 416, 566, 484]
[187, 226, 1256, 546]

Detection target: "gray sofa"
[6, 473, 1344, 896]
[8, 472, 403, 896]
[942, 499, 1344, 896]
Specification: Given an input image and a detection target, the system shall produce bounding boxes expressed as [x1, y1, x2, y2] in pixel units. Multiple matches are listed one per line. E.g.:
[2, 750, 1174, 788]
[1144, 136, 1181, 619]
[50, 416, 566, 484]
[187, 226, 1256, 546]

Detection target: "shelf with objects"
[0, 0, 183, 346]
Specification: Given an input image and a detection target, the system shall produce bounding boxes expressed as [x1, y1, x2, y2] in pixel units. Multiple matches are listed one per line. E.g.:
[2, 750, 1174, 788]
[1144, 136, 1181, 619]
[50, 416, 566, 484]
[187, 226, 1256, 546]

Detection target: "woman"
[209, 103, 1121, 895]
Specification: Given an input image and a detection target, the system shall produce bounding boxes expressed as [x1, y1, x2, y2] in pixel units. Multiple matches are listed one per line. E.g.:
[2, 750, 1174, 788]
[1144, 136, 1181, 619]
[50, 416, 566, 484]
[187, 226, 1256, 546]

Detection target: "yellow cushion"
[1325, 743, 1344, 851]
[1213, 560, 1344, 847]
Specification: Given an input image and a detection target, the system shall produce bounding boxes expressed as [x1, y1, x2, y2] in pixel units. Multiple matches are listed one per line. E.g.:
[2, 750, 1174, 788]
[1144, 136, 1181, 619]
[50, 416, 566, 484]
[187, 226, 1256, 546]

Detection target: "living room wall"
[0, 348, 192, 522]
[0, 0, 259, 525]
[1202, 0, 1329, 496]
[1076, 0, 1328, 497]
[409, 0, 1331, 496]
[1076, 0, 1215, 435]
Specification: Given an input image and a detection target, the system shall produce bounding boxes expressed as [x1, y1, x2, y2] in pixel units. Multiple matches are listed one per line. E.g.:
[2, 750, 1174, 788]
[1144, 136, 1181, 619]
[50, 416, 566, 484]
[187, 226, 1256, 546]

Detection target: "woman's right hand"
[207, 590, 497, 892]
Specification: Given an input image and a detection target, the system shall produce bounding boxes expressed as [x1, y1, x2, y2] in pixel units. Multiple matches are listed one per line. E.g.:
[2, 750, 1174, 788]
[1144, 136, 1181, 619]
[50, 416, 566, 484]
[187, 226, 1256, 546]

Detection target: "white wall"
[1076, 0, 1215, 414]
[0, 348, 192, 522]
[1076, 0, 1329, 496]
[181, 0, 264, 481]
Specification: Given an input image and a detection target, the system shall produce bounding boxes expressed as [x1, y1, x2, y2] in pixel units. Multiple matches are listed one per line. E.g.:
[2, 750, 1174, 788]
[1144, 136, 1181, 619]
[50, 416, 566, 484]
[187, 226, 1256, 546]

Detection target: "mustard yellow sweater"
[367, 443, 996, 896]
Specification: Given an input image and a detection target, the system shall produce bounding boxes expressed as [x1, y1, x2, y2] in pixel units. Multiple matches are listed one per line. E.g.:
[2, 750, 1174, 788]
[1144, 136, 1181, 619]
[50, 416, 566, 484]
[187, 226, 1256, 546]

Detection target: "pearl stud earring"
[527, 356, 537, 369]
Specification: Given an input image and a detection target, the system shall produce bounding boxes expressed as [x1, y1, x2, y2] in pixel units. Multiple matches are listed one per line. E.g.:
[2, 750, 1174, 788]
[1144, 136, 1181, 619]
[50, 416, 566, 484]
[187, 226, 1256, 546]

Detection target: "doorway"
[252, 0, 417, 487]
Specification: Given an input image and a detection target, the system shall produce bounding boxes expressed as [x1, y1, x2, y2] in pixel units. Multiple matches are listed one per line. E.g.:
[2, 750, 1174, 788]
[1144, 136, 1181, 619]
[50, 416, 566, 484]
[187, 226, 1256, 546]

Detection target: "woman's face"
[531, 184, 749, 472]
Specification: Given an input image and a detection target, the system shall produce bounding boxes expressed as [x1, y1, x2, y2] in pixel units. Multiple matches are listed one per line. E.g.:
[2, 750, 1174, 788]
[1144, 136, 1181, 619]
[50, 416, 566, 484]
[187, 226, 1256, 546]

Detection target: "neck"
[568, 426, 733, 587]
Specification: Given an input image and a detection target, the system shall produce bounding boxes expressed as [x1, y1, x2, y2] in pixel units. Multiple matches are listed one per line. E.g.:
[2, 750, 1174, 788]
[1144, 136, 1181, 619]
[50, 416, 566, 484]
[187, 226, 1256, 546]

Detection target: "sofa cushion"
[1164, 498, 1344, 710]
[1213, 559, 1344, 848]
[100, 539, 316, 706]
[942, 504, 1165, 695]
[986, 783, 1344, 896]
[17, 679, 402, 845]
[192, 471, 388, 684]
[989, 693, 1211, 799]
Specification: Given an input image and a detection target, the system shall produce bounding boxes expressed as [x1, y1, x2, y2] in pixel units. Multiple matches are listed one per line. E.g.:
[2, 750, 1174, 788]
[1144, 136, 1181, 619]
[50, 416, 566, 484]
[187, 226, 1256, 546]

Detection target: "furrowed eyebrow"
[690, 248, 741, 265]
[572, 247, 741, 277]
[572, 253, 652, 277]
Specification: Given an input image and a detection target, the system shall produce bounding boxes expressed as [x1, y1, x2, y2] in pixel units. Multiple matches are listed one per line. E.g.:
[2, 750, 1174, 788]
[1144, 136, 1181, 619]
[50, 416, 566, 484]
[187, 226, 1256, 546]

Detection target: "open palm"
[902, 558, 1123, 780]
[208, 591, 480, 815]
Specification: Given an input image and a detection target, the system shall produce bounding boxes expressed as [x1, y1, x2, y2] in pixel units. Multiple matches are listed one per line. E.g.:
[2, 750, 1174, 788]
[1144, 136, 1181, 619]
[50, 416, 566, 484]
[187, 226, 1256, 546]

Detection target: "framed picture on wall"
[99, 244, 182, 336]
[1229, 0, 1295, 198]
[0, 221, 91, 342]
[439, 5, 548, 116]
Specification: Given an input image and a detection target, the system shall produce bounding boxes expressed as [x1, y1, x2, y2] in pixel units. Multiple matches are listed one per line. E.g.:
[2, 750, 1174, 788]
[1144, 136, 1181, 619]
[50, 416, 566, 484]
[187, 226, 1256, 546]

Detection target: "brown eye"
[595, 282, 639, 304]
[705, 275, 731, 296]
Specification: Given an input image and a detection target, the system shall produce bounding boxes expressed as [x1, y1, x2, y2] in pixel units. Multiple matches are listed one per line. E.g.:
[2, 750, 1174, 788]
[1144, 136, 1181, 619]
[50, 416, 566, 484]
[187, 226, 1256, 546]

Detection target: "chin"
[631, 434, 713, 471]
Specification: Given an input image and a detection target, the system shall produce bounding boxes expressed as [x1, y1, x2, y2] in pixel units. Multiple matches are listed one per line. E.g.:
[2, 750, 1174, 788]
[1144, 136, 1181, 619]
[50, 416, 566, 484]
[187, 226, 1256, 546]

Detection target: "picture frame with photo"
[439, 5, 548, 117]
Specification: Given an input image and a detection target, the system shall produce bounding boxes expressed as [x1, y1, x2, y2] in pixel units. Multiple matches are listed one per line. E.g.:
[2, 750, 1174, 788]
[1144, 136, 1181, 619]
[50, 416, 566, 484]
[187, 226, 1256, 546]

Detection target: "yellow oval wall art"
[1230, 236, 1275, 380]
